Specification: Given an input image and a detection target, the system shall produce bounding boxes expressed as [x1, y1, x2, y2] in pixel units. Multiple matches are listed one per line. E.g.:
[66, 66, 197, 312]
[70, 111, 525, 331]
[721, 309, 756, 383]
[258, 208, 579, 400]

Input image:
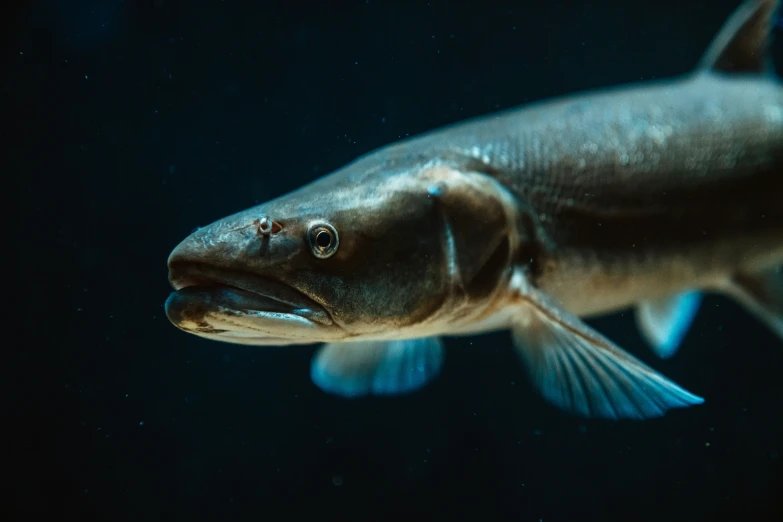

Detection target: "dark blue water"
[10, 0, 782, 520]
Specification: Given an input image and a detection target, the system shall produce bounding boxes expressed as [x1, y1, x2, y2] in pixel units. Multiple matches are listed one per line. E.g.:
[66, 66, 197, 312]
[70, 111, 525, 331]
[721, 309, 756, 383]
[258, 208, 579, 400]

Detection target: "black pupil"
[316, 230, 331, 248]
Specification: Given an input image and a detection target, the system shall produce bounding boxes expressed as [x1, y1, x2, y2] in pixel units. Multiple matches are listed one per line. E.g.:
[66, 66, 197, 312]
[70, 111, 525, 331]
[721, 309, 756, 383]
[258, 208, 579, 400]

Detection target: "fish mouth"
[165, 262, 333, 341]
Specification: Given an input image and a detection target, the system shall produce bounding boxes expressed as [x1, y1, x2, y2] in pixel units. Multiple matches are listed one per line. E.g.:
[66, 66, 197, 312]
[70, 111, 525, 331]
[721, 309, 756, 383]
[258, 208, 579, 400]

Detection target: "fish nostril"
[255, 216, 283, 237]
[257, 216, 273, 235]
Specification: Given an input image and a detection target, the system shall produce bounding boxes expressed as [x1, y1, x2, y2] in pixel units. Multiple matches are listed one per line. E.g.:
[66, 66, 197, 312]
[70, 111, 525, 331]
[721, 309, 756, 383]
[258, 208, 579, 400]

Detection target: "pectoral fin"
[310, 338, 445, 398]
[636, 291, 703, 359]
[722, 265, 783, 339]
[510, 271, 704, 420]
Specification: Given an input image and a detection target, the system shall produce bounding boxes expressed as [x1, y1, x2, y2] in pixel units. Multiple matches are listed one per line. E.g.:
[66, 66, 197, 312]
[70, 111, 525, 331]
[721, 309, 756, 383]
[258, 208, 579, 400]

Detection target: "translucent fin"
[636, 291, 702, 359]
[723, 265, 783, 340]
[509, 270, 704, 420]
[697, 0, 779, 74]
[310, 338, 445, 398]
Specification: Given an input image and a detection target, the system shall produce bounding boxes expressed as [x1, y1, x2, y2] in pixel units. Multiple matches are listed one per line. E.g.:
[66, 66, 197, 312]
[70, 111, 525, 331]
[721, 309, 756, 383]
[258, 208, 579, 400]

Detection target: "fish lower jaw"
[175, 314, 341, 346]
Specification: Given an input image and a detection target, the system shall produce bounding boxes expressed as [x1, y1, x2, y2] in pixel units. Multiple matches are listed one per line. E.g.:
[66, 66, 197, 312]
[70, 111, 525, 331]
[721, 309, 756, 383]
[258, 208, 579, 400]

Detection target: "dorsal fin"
[698, 0, 779, 74]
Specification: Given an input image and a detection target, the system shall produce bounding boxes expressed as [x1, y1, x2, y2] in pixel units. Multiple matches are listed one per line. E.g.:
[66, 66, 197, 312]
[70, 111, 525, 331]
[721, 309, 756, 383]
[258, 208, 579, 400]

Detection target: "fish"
[165, 0, 783, 420]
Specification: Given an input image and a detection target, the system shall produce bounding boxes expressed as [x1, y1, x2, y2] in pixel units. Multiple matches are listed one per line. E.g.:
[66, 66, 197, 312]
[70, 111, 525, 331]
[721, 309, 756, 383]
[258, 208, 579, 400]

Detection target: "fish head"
[165, 157, 513, 345]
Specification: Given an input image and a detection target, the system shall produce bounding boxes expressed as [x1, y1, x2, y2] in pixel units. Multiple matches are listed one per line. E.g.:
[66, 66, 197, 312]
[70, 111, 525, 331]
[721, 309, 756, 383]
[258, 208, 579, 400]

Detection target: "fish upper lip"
[168, 261, 332, 325]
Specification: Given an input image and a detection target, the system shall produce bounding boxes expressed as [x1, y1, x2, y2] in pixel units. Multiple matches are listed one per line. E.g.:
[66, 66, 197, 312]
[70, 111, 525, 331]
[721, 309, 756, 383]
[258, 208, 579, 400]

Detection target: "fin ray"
[310, 338, 445, 398]
[722, 265, 783, 339]
[698, 0, 779, 74]
[636, 291, 702, 358]
[510, 271, 704, 420]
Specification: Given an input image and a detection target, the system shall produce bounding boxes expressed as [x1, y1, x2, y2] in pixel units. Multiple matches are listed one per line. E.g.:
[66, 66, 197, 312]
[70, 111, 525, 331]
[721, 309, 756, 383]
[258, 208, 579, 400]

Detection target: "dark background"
[8, 0, 783, 520]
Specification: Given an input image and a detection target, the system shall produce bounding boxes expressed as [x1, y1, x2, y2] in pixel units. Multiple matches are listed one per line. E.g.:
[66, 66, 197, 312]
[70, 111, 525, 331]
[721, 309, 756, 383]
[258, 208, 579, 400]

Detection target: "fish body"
[357, 71, 783, 319]
[166, 0, 783, 420]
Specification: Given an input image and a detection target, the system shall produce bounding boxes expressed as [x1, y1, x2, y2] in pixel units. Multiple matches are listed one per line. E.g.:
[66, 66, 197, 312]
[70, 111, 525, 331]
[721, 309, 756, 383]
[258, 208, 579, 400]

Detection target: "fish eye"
[307, 222, 339, 259]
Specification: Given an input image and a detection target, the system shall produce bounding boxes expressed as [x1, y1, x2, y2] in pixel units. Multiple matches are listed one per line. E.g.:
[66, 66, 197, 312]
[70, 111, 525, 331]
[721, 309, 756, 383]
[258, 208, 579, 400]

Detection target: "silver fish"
[165, 0, 783, 420]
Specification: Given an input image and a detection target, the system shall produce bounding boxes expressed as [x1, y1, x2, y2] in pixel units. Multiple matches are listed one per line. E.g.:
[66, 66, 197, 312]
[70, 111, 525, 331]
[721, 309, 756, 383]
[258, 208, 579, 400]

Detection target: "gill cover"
[309, 163, 520, 397]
